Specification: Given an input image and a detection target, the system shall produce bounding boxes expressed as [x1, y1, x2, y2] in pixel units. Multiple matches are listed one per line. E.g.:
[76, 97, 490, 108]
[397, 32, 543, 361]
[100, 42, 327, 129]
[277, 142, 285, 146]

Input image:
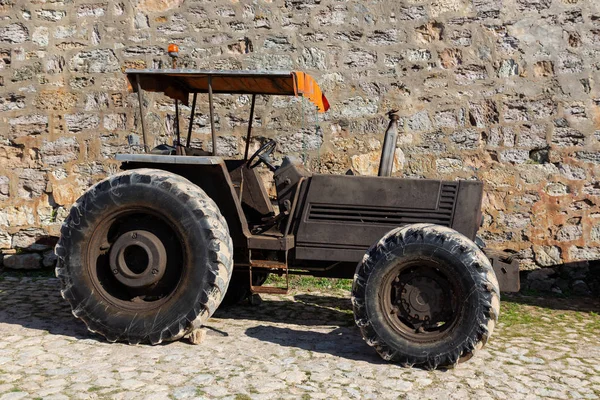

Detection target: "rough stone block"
[3, 253, 42, 270]
[517, 124, 546, 149]
[0, 94, 26, 112]
[450, 129, 481, 149]
[398, 6, 427, 20]
[534, 246, 562, 266]
[9, 114, 48, 140]
[367, 30, 401, 46]
[0, 23, 28, 43]
[32, 26, 49, 47]
[339, 97, 378, 119]
[278, 129, 322, 154]
[77, 3, 106, 18]
[569, 246, 600, 261]
[40, 137, 80, 166]
[65, 113, 100, 133]
[498, 149, 529, 164]
[469, 100, 499, 128]
[497, 59, 518, 78]
[18, 169, 46, 199]
[502, 100, 528, 122]
[455, 65, 488, 85]
[435, 158, 462, 173]
[0, 231, 10, 249]
[69, 49, 120, 73]
[104, 114, 127, 131]
[434, 110, 459, 129]
[439, 48, 462, 69]
[343, 49, 376, 68]
[516, 0, 551, 12]
[35, 9, 67, 21]
[0, 206, 34, 228]
[34, 90, 77, 111]
[351, 149, 404, 176]
[0, 176, 8, 200]
[575, 151, 600, 163]
[415, 22, 443, 43]
[557, 52, 583, 74]
[136, 0, 184, 12]
[11, 228, 50, 251]
[556, 225, 582, 242]
[552, 128, 585, 147]
[405, 49, 431, 62]
[12, 62, 43, 82]
[558, 164, 586, 180]
[533, 61, 554, 77]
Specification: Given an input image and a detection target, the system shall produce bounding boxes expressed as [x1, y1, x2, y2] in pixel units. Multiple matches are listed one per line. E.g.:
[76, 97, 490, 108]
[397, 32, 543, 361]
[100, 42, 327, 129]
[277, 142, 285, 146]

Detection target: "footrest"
[250, 285, 289, 295]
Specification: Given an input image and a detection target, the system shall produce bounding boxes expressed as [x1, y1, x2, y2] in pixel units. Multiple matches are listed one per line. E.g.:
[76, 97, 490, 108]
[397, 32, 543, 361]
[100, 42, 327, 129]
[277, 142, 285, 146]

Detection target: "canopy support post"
[244, 94, 256, 161]
[135, 74, 148, 153]
[174, 99, 181, 148]
[186, 92, 197, 148]
[208, 76, 217, 156]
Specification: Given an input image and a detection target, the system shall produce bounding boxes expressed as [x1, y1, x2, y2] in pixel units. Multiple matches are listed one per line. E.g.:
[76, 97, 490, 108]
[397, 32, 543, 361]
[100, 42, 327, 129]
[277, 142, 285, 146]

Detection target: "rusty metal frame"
[243, 94, 256, 161]
[208, 76, 217, 156]
[135, 74, 148, 153]
[186, 93, 197, 148]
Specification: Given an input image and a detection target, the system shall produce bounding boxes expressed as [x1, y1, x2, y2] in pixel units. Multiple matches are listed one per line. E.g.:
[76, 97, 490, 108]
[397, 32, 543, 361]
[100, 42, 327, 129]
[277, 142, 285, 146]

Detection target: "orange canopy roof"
[126, 69, 330, 113]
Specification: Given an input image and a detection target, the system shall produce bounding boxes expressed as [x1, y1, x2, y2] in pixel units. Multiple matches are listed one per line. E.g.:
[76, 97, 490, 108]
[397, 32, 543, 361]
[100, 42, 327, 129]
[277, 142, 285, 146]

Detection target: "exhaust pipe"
[378, 110, 400, 177]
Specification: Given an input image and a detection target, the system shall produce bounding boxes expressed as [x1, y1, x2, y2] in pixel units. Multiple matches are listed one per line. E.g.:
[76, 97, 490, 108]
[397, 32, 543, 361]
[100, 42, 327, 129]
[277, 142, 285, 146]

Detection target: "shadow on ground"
[1, 273, 598, 363]
[0, 276, 94, 341]
[214, 292, 354, 326]
[243, 324, 386, 364]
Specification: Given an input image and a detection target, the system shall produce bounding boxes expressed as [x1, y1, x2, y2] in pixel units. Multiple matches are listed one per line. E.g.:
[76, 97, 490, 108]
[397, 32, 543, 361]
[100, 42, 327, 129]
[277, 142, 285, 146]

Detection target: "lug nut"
[131, 232, 137, 239]
[113, 269, 118, 274]
[151, 269, 158, 275]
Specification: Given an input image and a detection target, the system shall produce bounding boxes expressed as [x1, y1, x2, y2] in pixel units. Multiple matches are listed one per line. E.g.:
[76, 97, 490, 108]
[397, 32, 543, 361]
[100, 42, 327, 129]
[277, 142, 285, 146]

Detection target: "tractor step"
[249, 260, 288, 270]
[250, 285, 288, 295]
[249, 257, 289, 295]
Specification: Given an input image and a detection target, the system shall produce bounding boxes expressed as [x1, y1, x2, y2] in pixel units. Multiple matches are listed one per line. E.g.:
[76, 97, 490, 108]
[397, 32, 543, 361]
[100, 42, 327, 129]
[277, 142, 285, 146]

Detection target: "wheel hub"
[109, 230, 167, 288]
[394, 269, 452, 328]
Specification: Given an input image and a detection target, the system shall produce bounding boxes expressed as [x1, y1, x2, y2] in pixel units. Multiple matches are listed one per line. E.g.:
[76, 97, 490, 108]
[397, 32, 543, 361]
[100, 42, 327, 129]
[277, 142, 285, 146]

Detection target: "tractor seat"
[150, 144, 211, 156]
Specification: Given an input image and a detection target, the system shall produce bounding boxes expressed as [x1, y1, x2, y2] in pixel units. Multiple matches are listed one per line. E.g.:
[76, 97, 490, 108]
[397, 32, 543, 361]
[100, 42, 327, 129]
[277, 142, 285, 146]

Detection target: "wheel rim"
[86, 208, 186, 311]
[380, 260, 463, 342]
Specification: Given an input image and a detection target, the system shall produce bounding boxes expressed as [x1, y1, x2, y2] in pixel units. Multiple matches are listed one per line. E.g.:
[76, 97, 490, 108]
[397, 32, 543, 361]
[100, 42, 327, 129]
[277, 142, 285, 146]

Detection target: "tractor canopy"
[125, 69, 330, 156]
[126, 69, 330, 112]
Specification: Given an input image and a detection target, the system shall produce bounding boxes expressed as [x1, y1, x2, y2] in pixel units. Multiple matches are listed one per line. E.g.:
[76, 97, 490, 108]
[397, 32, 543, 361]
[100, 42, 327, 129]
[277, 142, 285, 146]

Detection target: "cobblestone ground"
[0, 276, 599, 400]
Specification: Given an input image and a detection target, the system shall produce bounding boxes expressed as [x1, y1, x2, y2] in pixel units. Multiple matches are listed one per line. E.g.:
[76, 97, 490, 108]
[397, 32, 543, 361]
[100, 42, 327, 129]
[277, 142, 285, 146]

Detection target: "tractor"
[55, 48, 519, 369]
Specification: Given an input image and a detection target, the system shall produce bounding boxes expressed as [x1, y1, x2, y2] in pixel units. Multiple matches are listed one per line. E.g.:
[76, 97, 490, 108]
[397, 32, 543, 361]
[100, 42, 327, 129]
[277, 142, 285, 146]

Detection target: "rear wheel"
[352, 224, 499, 369]
[55, 169, 233, 344]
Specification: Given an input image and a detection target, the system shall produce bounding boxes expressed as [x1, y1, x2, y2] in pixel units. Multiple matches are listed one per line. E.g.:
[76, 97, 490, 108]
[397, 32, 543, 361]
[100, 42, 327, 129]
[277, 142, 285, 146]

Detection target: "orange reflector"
[168, 43, 179, 54]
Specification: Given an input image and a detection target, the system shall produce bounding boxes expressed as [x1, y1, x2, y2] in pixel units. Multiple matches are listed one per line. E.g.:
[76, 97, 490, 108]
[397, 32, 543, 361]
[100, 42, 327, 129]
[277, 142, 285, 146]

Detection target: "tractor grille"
[307, 183, 458, 227]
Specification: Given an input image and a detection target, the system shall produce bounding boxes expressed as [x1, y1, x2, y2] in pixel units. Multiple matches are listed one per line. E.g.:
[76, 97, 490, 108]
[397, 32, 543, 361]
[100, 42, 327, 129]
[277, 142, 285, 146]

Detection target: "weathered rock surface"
[0, 0, 599, 282]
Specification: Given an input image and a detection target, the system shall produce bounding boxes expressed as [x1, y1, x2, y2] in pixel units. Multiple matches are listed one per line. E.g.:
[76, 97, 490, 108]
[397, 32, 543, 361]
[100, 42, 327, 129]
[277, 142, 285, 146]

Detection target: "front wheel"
[352, 224, 500, 369]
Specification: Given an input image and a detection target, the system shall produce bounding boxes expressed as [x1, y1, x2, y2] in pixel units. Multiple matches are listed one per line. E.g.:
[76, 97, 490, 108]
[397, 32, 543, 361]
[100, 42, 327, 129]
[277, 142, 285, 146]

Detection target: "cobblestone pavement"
[0, 276, 599, 400]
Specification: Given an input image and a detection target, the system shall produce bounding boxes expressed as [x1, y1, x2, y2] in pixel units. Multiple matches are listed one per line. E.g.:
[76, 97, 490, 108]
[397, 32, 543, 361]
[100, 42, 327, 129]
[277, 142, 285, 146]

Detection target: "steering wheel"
[247, 139, 277, 172]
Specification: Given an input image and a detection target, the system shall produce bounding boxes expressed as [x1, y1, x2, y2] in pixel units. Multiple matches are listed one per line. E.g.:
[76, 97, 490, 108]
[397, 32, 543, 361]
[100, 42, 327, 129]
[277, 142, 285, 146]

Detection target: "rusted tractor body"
[56, 67, 519, 369]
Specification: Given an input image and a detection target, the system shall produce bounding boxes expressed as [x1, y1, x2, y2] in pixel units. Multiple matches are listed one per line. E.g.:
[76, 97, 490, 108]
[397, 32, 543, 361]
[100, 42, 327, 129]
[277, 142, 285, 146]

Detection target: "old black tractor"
[56, 61, 519, 369]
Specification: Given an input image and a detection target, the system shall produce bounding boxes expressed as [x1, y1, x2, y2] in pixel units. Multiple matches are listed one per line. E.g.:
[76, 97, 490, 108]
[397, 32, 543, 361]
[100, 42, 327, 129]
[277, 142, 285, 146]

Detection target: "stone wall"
[1, 0, 600, 290]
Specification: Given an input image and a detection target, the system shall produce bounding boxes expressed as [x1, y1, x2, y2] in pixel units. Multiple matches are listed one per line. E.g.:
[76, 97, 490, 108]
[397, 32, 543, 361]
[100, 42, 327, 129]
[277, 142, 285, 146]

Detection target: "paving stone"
[0, 278, 598, 399]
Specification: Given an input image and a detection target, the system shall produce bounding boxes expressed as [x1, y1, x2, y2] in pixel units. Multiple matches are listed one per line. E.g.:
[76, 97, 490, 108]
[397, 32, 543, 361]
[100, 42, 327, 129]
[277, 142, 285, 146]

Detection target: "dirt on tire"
[55, 168, 233, 344]
[351, 223, 500, 369]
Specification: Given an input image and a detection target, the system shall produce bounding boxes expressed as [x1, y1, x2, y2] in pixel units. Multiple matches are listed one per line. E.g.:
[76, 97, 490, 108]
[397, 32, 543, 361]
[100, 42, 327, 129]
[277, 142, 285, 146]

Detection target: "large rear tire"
[352, 224, 500, 369]
[55, 168, 233, 344]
